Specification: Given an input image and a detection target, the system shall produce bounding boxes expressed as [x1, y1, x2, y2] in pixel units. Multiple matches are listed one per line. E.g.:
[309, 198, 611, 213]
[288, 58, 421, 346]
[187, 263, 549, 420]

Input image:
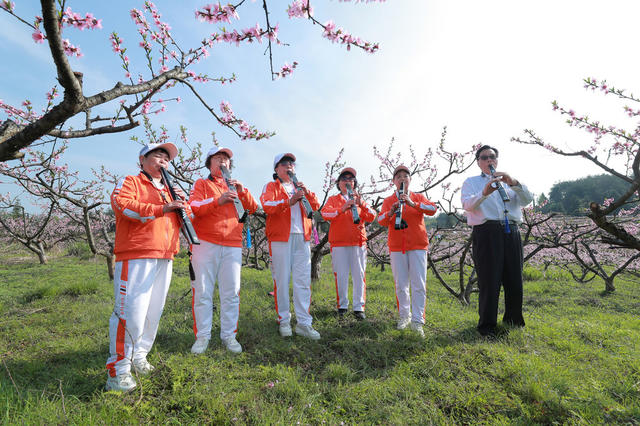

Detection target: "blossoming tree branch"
[513, 78, 640, 252]
[0, 0, 384, 162]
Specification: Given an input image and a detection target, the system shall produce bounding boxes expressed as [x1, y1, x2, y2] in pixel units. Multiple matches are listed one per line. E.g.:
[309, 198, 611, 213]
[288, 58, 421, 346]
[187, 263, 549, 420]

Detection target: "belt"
[477, 220, 518, 227]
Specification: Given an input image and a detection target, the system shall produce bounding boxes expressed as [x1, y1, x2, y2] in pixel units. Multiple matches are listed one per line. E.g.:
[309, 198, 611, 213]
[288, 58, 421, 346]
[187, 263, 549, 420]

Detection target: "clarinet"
[489, 165, 510, 202]
[159, 167, 200, 245]
[345, 183, 360, 224]
[219, 165, 247, 223]
[394, 181, 408, 230]
[287, 171, 314, 218]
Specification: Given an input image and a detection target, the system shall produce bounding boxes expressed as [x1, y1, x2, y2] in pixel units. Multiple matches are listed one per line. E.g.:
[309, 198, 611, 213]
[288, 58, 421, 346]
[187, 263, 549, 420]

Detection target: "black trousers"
[472, 221, 525, 335]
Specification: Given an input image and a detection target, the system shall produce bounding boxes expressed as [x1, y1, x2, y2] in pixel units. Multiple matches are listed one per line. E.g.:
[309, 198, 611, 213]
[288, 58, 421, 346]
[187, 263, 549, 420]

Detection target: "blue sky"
[1, 0, 639, 207]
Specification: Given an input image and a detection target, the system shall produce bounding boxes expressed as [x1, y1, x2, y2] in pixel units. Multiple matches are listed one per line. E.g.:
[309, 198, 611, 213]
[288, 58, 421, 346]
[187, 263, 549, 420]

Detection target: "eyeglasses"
[341, 176, 355, 181]
[479, 155, 497, 161]
[279, 160, 295, 166]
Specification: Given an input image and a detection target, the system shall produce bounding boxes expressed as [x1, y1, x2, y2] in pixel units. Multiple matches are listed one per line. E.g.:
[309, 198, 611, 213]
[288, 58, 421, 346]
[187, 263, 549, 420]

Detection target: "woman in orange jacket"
[260, 153, 321, 340]
[106, 142, 189, 392]
[321, 167, 376, 319]
[378, 165, 437, 338]
[188, 147, 258, 355]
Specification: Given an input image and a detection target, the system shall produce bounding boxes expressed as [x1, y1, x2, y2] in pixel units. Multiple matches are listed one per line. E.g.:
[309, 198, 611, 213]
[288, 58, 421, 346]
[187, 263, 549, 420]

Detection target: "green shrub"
[22, 281, 98, 303]
[65, 242, 94, 260]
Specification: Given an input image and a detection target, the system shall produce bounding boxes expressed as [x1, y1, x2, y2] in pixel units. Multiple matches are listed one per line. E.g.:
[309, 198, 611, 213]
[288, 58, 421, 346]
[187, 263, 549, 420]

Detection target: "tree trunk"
[310, 234, 329, 281]
[604, 277, 615, 293]
[30, 241, 47, 264]
[106, 254, 115, 280]
[36, 249, 48, 265]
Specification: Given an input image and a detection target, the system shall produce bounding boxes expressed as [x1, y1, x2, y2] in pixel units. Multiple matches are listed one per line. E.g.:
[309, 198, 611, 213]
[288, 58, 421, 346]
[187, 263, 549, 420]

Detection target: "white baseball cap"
[273, 152, 296, 169]
[138, 142, 178, 161]
[205, 146, 233, 160]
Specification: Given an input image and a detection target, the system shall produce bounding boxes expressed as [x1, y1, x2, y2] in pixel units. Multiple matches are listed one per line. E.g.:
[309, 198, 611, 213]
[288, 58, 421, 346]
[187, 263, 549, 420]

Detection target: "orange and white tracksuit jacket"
[111, 172, 186, 260]
[320, 194, 377, 247]
[189, 175, 258, 246]
[260, 179, 321, 327]
[321, 193, 377, 312]
[107, 172, 190, 377]
[377, 191, 438, 253]
[260, 179, 321, 242]
[188, 175, 259, 341]
[378, 191, 437, 324]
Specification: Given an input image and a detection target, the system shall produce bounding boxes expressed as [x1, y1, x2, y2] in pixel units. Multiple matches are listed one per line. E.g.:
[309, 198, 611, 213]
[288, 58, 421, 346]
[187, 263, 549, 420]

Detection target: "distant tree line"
[537, 174, 636, 215]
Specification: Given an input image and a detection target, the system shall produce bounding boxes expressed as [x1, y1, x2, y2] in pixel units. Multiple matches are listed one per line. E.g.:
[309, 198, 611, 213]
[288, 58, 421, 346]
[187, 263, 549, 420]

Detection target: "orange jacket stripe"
[191, 288, 198, 337]
[189, 176, 258, 247]
[362, 274, 367, 309]
[260, 180, 320, 242]
[111, 173, 186, 261]
[269, 241, 282, 322]
[106, 317, 126, 377]
[320, 194, 376, 247]
[393, 278, 400, 312]
[333, 271, 340, 308]
[378, 192, 437, 252]
[120, 260, 128, 281]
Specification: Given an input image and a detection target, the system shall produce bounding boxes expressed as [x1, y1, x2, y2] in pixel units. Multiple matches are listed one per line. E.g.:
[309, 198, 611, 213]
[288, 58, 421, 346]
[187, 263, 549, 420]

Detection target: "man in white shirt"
[461, 145, 533, 337]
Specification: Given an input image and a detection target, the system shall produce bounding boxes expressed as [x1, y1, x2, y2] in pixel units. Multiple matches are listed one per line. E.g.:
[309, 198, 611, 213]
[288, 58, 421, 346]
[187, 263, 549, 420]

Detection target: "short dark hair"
[205, 153, 233, 170]
[475, 145, 499, 160]
[335, 172, 357, 191]
[145, 148, 170, 158]
[276, 156, 295, 168]
[139, 148, 170, 169]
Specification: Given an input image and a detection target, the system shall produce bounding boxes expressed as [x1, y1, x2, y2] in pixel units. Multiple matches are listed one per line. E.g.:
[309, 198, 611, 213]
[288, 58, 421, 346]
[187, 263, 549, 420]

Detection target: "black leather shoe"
[337, 308, 347, 316]
[354, 311, 366, 320]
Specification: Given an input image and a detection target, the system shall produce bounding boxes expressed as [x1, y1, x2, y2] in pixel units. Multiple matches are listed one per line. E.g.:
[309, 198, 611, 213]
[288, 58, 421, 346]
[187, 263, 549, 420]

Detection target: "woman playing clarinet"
[377, 165, 438, 338]
[188, 147, 258, 355]
[260, 153, 322, 340]
[321, 167, 377, 320]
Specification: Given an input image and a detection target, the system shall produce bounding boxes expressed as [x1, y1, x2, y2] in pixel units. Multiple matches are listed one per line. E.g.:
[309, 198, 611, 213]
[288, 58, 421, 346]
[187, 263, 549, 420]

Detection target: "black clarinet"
[395, 181, 408, 230]
[219, 165, 247, 223]
[159, 167, 200, 245]
[345, 183, 360, 224]
[287, 171, 314, 218]
[489, 165, 510, 202]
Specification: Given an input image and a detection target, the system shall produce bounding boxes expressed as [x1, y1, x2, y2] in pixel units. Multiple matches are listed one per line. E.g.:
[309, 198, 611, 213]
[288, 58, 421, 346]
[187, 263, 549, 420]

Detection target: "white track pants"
[269, 234, 313, 327]
[331, 245, 367, 311]
[191, 241, 241, 341]
[390, 250, 427, 325]
[106, 258, 172, 377]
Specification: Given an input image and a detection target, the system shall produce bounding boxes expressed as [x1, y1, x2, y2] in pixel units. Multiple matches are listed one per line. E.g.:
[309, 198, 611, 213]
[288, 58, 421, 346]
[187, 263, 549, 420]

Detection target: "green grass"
[0, 250, 638, 424]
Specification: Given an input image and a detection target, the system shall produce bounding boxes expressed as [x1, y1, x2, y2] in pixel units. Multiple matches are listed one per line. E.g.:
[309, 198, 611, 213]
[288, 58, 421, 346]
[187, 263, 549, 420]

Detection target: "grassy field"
[1, 249, 639, 424]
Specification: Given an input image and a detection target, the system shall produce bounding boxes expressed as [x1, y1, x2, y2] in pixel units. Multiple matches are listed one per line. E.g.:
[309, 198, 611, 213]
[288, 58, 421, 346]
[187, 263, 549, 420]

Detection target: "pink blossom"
[1, 1, 15, 12]
[32, 31, 46, 44]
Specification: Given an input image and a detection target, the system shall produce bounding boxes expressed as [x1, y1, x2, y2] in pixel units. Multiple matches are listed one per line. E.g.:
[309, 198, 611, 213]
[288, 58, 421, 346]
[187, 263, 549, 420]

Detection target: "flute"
[159, 167, 200, 245]
[394, 181, 408, 230]
[219, 165, 247, 223]
[488, 164, 510, 202]
[345, 183, 360, 224]
[287, 171, 314, 218]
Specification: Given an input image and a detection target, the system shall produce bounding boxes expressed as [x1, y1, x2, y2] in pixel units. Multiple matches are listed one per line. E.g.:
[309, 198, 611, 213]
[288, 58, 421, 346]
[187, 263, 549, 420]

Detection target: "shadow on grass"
[2, 347, 110, 400]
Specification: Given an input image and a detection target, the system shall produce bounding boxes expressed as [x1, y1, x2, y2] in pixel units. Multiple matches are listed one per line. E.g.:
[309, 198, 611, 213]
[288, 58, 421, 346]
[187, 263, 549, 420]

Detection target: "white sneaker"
[295, 324, 321, 340]
[410, 322, 425, 338]
[132, 358, 155, 375]
[222, 336, 243, 354]
[397, 317, 411, 330]
[191, 337, 210, 354]
[105, 373, 136, 392]
[279, 323, 292, 337]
